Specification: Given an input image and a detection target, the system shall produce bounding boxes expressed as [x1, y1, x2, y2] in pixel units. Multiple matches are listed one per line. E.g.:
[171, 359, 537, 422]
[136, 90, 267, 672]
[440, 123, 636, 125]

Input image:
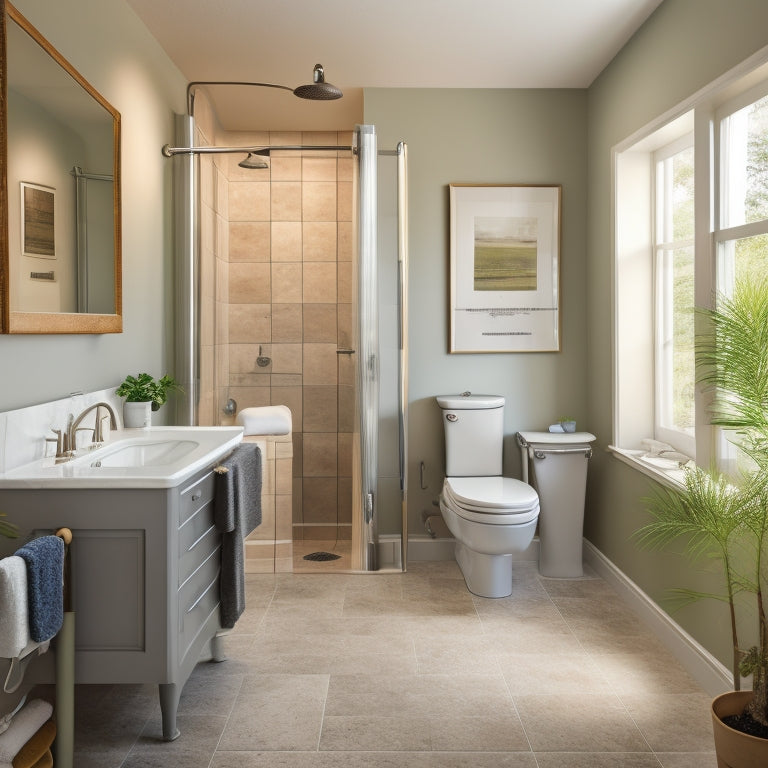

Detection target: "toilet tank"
[436, 394, 504, 477]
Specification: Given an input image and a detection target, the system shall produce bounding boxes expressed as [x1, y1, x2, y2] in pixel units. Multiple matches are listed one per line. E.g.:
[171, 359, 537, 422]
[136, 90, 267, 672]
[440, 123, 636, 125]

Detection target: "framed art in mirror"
[0, 1, 122, 333]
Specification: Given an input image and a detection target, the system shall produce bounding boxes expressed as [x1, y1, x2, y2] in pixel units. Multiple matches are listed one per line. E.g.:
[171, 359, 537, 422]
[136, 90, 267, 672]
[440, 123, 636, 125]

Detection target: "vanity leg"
[158, 683, 181, 741]
[211, 632, 227, 662]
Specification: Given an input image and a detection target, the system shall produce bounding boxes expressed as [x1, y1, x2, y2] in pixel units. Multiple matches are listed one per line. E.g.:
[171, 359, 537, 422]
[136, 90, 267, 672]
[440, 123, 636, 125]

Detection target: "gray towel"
[214, 443, 262, 628]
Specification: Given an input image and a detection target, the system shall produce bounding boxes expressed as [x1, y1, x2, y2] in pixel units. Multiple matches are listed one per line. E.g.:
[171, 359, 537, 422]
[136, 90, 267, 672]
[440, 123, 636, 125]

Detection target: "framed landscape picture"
[449, 184, 561, 353]
[21, 182, 56, 259]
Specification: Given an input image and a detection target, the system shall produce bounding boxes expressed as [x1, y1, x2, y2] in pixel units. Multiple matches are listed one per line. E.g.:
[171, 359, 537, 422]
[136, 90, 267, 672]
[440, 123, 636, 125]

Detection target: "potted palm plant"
[116, 373, 179, 428]
[638, 279, 768, 765]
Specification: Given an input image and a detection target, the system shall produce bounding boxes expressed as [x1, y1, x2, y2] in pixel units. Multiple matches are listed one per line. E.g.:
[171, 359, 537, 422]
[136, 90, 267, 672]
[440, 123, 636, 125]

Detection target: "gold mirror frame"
[0, 1, 121, 333]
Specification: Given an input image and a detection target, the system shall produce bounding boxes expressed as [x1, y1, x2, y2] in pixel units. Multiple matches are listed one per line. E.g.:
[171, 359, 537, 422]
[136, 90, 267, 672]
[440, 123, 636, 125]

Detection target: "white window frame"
[611, 48, 768, 487]
[712, 83, 768, 475]
[653, 134, 696, 458]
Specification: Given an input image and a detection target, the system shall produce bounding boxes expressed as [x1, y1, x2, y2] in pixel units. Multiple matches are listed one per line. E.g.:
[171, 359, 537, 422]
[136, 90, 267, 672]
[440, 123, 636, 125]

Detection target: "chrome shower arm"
[187, 81, 293, 115]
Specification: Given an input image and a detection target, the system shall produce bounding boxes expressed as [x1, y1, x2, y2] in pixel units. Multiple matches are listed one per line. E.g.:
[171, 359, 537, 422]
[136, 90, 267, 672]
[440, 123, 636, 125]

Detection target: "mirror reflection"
[1, 1, 121, 333]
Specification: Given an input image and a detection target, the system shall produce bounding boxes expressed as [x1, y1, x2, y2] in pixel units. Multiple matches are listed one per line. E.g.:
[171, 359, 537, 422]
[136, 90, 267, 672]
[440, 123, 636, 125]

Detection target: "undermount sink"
[88, 438, 199, 468]
[0, 426, 244, 488]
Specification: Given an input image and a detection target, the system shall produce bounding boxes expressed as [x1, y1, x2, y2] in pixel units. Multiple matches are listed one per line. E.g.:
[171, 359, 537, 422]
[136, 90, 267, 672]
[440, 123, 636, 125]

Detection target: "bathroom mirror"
[0, 1, 121, 333]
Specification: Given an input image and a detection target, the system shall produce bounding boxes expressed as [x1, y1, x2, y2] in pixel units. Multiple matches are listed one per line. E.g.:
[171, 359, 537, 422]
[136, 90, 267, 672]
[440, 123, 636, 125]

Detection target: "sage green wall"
[364, 89, 588, 536]
[586, 0, 768, 669]
[0, 0, 186, 413]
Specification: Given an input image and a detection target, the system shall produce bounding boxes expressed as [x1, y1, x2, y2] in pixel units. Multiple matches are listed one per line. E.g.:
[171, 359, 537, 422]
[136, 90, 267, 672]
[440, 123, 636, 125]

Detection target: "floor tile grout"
[60, 560, 718, 768]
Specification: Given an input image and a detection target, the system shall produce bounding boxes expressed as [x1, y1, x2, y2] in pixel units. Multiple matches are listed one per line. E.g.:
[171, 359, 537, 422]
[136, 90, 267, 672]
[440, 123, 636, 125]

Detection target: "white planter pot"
[123, 401, 152, 429]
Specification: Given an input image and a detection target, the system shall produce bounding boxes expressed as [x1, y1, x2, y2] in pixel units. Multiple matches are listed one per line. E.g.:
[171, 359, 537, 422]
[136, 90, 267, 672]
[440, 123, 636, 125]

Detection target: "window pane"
[671, 147, 695, 241]
[671, 246, 695, 432]
[718, 232, 768, 295]
[722, 94, 768, 227]
[660, 245, 695, 435]
[735, 232, 768, 281]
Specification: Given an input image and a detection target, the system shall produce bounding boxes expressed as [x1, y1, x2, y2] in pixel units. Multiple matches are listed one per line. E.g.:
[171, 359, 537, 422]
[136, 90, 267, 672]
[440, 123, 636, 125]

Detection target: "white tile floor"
[61, 560, 718, 767]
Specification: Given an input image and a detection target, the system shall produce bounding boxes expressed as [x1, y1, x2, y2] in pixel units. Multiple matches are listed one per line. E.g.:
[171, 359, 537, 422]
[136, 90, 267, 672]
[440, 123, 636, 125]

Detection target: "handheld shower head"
[293, 64, 343, 100]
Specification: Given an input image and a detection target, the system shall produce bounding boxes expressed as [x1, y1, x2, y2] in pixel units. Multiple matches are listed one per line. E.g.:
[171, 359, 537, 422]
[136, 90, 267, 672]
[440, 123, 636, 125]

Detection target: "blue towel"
[14, 536, 64, 643]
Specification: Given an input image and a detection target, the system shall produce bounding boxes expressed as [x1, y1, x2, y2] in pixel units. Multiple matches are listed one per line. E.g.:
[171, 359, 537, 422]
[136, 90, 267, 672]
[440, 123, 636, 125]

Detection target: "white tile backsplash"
[0, 388, 121, 473]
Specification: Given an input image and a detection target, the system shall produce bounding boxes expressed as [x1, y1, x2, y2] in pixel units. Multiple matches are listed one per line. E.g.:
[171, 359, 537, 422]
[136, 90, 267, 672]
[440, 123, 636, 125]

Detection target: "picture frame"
[21, 181, 55, 259]
[449, 183, 561, 353]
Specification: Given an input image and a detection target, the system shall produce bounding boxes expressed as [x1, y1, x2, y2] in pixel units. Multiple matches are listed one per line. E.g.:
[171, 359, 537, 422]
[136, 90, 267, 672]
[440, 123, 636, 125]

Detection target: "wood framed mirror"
[0, 1, 121, 333]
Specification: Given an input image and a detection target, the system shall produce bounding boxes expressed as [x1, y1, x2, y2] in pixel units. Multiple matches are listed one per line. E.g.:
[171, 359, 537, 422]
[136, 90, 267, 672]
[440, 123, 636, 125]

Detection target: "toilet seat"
[442, 477, 539, 525]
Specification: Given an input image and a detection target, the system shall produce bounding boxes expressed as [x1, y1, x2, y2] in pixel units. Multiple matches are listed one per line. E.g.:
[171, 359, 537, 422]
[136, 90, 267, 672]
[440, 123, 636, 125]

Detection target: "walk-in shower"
[164, 108, 408, 574]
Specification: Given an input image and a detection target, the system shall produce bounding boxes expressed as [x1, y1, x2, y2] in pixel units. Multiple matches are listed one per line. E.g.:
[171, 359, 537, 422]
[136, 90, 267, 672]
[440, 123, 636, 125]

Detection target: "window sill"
[608, 446, 688, 490]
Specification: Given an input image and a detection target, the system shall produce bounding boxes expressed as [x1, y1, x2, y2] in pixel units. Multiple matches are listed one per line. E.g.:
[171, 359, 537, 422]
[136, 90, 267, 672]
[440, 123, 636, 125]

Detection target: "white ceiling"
[126, 0, 664, 131]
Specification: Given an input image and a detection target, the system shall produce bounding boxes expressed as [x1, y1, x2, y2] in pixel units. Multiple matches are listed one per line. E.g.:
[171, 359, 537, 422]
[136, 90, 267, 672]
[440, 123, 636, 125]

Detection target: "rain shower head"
[293, 64, 343, 100]
[238, 150, 270, 169]
[186, 64, 343, 115]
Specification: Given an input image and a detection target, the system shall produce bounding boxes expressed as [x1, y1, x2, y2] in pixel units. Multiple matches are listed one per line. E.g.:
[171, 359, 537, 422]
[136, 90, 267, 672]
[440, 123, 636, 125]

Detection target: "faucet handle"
[48, 428, 68, 458]
[45, 435, 60, 458]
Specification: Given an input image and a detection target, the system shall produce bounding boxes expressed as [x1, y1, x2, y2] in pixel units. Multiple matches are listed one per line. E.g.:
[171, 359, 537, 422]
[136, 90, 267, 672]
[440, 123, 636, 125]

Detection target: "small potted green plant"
[116, 373, 179, 428]
[559, 417, 577, 433]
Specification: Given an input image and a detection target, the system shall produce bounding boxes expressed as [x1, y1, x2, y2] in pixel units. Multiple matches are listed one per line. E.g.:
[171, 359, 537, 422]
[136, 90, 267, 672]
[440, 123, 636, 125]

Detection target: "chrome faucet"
[48, 402, 118, 460]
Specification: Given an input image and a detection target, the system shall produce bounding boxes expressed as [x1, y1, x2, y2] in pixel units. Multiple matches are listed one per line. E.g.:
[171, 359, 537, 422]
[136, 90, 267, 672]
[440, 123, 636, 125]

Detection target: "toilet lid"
[444, 476, 539, 515]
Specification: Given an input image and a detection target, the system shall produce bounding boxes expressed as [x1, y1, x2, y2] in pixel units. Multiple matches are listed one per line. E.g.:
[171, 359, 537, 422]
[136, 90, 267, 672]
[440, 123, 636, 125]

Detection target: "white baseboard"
[404, 535, 454, 562]
[582, 539, 732, 697]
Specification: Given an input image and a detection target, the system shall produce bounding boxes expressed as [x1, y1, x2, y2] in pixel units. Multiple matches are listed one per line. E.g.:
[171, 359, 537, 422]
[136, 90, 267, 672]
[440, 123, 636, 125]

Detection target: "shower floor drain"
[303, 551, 341, 562]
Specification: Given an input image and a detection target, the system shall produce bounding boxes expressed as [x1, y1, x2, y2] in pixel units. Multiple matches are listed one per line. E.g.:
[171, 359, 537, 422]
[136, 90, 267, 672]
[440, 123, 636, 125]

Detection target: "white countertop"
[0, 426, 243, 489]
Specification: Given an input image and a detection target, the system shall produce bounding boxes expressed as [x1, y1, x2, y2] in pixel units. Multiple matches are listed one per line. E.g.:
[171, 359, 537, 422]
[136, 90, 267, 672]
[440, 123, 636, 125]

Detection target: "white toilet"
[436, 393, 540, 598]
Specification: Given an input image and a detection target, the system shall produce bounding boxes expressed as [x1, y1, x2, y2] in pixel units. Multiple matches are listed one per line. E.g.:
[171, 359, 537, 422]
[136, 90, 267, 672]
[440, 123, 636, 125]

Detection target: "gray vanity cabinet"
[0, 465, 225, 741]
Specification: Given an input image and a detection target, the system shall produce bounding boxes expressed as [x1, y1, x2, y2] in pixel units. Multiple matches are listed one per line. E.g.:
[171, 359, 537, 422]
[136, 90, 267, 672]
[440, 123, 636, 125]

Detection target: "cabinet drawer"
[179, 472, 215, 526]
[178, 544, 221, 658]
[179, 523, 219, 586]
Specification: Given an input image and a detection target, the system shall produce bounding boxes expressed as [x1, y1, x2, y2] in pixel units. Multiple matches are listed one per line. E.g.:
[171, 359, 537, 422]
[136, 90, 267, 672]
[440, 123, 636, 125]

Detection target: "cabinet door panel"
[71, 530, 144, 651]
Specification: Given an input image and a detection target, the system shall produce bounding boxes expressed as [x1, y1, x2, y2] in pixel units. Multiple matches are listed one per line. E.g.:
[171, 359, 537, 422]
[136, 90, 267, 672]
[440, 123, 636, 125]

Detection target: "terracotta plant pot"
[711, 690, 768, 768]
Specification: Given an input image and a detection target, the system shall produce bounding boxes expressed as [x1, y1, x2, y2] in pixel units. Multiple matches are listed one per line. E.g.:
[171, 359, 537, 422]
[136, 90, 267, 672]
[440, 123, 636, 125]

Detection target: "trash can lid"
[517, 431, 596, 445]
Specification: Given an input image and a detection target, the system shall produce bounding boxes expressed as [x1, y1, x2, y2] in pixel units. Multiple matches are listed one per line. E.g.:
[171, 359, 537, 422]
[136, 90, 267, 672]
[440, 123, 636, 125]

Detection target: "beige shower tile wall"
[219, 130, 355, 547]
[244, 434, 293, 573]
[196, 128, 357, 564]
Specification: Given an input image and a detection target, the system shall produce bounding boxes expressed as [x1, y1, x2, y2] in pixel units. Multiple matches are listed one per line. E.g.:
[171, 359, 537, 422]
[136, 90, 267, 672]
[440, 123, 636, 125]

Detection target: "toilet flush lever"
[446, 413, 458, 422]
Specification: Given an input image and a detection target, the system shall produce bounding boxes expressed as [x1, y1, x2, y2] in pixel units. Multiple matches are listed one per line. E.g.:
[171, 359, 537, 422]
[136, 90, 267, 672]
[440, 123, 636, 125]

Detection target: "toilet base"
[455, 541, 513, 598]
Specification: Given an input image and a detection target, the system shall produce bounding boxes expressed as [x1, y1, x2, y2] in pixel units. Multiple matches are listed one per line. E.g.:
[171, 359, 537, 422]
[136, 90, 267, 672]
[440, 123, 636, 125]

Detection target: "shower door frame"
[355, 125, 378, 571]
[168, 120, 409, 572]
